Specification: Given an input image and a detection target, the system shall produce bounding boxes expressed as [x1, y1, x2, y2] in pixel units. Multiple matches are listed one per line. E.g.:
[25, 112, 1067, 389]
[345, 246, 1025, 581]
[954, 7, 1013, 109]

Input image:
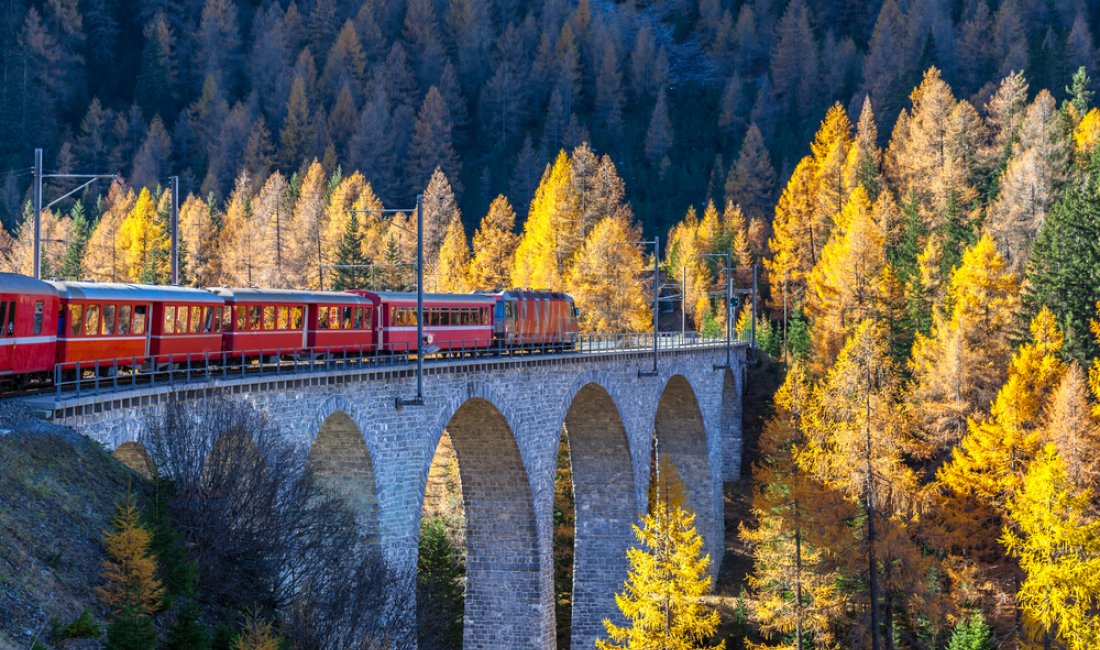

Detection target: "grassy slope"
[0, 404, 140, 650]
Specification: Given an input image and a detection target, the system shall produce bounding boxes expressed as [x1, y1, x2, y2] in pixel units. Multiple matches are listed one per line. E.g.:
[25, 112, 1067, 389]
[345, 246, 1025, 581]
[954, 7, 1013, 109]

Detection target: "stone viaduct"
[33, 343, 747, 649]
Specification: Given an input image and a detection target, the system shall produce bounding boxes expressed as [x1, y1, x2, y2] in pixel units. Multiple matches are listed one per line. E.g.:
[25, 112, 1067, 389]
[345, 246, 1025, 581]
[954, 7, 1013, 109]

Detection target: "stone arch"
[306, 411, 380, 542]
[560, 382, 637, 649]
[423, 396, 542, 649]
[654, 374, 720, 572]
[720, 367, 743, 481]
[113, 441, 154, 478]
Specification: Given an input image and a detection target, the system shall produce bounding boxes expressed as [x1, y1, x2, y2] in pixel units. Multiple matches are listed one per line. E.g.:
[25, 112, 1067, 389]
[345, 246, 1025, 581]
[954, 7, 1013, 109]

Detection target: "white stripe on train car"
[382, 326, 490, 332]
[56, 335, 147, 343]
[4, 335, 55, 345]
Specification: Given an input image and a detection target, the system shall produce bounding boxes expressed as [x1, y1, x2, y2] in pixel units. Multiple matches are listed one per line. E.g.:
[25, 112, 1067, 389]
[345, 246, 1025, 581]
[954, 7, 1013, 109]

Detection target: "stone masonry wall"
[47, 345, 746, 649]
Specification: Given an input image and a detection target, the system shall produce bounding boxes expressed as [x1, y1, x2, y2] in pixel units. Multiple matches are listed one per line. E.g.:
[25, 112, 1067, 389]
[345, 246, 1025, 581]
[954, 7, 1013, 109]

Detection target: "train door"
[142, 302, 152, 357]
[301, 304, 310, 350]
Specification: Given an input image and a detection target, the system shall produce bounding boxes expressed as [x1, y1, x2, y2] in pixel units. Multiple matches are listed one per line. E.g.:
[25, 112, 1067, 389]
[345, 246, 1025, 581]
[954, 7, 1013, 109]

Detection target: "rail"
[48, 332, 733, 399]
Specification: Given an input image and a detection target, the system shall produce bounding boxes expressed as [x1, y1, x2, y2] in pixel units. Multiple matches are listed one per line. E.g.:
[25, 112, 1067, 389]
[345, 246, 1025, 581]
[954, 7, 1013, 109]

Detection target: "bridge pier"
[28, 344, 747, 648]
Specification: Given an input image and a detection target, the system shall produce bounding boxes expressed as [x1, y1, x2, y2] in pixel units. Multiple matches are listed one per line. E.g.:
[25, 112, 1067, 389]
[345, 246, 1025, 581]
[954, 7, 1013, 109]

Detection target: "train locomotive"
[0, 272, 578, 387]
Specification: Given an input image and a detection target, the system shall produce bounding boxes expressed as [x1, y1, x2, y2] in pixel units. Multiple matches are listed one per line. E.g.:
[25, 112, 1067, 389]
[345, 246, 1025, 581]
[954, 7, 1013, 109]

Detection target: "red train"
[0, 273, 578, 386]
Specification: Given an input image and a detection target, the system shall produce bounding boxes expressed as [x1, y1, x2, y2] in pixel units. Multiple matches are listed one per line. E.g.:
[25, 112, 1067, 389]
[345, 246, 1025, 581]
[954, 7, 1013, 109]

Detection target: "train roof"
[0, 272, 59, 297]
[47, 280, 225, 303]
[353, 291, 497, 304]
[208, 287, 373, 305]
[480, 289, 574, 300]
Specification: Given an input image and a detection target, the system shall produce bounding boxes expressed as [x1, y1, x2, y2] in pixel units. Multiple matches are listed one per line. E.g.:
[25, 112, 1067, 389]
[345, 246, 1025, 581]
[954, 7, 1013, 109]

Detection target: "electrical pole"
[170, 175, 179, 284]
[681, 265, 687, 341]
[32, 147, 115, 279]
[651, 235, 659, 375]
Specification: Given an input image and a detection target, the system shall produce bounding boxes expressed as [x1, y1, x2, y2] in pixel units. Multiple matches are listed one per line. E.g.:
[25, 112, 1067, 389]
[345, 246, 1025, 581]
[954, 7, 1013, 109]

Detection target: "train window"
[5, 301, 13, 336]
[318, 306, 331, 329]
[249, 306, 262, 330]
[213, 307, 222, 332]
[119, 305, 132, 334]
[163, 305, 176, 334]
[176, 306, 189, 333]
[276, 306, 288, 330]
[364, 306, 372, 327]
[103, 305, 116, 335]
[133, 306, 147, 335]
[263, 306, 275, 330]
[188, 306, 201, 333]
[353, 307, 363, 329]
[341, 307, 352, 329]
[201, 307, 213, 333]
[236, 306, 247, 331]
[68, 304, 81, 336]
[85, 305, 100, 336]
[32, 301, 44, 335]
[290, 306, 303, 329]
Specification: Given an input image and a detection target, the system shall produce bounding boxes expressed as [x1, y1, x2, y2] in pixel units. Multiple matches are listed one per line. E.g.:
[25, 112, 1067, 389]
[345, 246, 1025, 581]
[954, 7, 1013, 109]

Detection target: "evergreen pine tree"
[59, 200, 90, 280]
[1026, 152, 1100, 361]
[332, 211, 367, 290]
[946, 614, 993, 650]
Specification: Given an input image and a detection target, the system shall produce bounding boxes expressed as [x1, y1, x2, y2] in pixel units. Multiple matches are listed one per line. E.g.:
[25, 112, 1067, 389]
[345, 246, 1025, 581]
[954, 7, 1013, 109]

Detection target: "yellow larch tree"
[804, 187, 886, 373]
[10, 207, 73, 278]
[218, 173, 265, 287]
[1043, 363, 1100, 493]
[938, 308, 1066, 510]
[513, 151, 571, 290]
[767, 158, 818, 309]
[665, 205, 707, 328]
[434, 217, 471, 293]
[798, 320, 937, 645]
[0, 219, 12, 272]
[724, 201, 753, 269]
[178, 194, 220, 286]
[908, 235, 1020, 451]
[1003, 444, 1100, 649]
[597, 457, 724, 650]
[97, 494, 164, 648]
[118, 187, 170, 283]
[564, 216, 651, 333]
[740, 364, 851, 649]
[468, 195, 520, 291]
[84, 184, 135, 282]
[287, 160, 329, 289]
[1073, 108, 1100, 155]
[696, 199, 721, 256]
[249, 172, 296, 289]
[810, 103, 854, 226]
[798, 320, 918, 509]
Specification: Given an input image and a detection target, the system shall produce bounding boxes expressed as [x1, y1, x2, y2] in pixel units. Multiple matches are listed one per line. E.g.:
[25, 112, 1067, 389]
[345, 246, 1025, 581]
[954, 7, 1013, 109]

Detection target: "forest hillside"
[1, 0, 1097, 238]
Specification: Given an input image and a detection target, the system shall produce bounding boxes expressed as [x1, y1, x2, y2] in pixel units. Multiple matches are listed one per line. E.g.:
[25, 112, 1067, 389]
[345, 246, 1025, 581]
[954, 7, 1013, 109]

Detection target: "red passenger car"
[49, 282, 224, 369]
[211, 288, 375, 358]
[0, 273, 59, 382]
[489, 290, 578, 348]
[348, 291, 495, 353]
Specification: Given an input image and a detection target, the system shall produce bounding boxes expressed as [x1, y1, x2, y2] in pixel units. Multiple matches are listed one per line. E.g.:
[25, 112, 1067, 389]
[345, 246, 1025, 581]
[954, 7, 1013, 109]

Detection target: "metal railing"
[50, 332, 732, 398]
